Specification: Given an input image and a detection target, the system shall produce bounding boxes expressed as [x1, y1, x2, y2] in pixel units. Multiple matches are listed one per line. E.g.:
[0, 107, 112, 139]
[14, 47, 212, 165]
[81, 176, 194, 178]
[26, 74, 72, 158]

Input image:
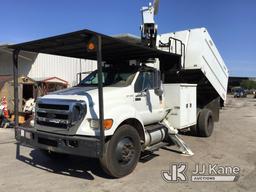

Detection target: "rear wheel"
[197, 109, 214, 137]
[99, 124, 141, 178]
[190, 125, 198, 136]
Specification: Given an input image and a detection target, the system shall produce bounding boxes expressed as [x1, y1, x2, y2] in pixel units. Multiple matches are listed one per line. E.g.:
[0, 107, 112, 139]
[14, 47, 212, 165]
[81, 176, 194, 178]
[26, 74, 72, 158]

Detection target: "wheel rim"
[115, 137, 136, 165]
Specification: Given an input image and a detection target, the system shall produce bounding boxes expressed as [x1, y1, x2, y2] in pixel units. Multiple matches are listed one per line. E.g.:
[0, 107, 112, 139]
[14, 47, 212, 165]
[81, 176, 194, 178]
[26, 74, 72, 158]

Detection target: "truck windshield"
[79, 68, 137, 87]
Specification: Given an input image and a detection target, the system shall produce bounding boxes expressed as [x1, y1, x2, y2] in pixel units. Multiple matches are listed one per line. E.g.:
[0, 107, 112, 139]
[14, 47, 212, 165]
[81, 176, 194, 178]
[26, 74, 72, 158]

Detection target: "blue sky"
[1, 0, 255, 77]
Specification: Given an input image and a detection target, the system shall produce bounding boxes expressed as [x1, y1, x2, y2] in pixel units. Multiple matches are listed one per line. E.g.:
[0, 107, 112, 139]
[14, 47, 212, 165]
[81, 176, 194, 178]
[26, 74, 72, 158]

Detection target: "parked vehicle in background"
[253, 90, 256, 98]
[233, 87, 247, 98]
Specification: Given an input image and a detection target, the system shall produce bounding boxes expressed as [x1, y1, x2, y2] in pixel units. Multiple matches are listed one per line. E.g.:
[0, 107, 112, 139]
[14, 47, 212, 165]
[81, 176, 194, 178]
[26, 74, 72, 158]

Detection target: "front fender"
[104, 104, 145, 136]
[76, 104, 145, 137]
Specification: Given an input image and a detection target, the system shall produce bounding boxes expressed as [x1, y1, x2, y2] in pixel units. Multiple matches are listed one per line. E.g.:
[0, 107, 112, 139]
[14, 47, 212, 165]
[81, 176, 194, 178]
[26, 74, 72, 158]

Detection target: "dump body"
[158, 28, 229, 101]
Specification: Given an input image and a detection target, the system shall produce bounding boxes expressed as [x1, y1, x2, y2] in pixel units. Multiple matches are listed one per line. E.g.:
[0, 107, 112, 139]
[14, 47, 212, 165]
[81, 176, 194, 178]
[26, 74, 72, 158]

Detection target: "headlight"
[90, 119, 99, 128]
[89, 119, 113, 130]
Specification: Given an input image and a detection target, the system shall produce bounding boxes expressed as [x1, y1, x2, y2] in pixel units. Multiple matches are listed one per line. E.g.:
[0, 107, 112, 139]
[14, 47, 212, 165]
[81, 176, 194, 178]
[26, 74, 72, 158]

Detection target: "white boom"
[140, 0, 160, 48]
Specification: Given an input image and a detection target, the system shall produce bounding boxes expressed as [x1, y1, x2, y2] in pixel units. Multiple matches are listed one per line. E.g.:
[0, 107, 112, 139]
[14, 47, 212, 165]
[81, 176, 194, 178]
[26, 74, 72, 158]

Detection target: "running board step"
[146, 142, 169, 152]
[168, 134, 194, 156]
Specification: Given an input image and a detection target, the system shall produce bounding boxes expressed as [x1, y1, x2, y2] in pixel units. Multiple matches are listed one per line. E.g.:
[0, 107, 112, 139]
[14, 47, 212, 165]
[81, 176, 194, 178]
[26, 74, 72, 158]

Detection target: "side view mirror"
[153, 70, 163, 96]
[154, 88, 163, 96]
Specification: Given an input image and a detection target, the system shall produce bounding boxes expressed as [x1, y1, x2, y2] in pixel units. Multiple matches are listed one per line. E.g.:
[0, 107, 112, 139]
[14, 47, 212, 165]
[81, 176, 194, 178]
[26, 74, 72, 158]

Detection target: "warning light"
[87, 42, 95, 51]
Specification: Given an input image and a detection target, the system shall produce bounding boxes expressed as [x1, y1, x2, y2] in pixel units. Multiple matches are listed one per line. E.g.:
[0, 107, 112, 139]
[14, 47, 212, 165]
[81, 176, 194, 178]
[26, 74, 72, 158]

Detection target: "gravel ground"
[0, 95, 255, 192]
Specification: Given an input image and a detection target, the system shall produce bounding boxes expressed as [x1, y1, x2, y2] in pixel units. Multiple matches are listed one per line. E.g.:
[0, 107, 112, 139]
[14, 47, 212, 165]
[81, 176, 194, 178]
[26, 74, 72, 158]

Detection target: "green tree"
[240, 80, 256, 89]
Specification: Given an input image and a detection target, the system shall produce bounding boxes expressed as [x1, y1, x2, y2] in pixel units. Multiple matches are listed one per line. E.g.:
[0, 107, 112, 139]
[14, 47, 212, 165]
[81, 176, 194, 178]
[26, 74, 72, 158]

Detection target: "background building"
[0, 45, 96, 86]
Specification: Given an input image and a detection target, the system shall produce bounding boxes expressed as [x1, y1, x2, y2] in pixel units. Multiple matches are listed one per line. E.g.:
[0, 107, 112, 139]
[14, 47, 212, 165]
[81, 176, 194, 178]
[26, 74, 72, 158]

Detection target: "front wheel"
[99, 124, 141, 178]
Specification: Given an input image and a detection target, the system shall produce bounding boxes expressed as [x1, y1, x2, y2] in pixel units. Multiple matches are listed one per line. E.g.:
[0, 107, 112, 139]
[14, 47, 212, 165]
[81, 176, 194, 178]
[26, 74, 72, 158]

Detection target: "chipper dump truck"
[11, 0, 228, 177]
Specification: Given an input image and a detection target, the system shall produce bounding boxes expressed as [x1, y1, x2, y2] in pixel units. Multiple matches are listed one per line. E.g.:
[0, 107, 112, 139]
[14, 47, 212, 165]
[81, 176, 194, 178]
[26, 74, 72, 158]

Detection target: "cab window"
[134, 71, 154, 92]
[79, 67, 137, 87]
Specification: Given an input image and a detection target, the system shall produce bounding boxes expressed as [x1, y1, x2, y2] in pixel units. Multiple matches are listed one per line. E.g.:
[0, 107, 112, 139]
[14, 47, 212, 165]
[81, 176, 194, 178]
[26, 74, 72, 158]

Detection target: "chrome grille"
[37, 103, 69, 110]
[35, 99, 86, 130]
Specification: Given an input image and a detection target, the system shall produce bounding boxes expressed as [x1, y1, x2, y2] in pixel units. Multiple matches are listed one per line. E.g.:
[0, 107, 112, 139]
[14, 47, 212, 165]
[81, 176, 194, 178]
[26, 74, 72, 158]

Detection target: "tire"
[190, 125, 198, 136]
[197, 109, 214, 137]
[99, 124, 141, 178]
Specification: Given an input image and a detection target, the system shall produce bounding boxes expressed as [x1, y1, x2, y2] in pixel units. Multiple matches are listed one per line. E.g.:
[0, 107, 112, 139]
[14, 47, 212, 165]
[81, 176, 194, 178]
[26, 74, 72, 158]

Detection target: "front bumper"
[15, 126, 101, 158]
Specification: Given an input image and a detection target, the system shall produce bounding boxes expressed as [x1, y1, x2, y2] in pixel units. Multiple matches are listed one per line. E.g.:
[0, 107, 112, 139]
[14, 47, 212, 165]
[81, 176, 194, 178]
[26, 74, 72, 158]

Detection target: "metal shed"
[34, 77, 68, 96]
[0, 45, 96, 86]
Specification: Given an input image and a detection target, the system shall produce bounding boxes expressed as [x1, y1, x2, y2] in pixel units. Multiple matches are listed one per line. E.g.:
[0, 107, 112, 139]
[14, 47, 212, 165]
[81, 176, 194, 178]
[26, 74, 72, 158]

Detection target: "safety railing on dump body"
[159, 37, 186, 69]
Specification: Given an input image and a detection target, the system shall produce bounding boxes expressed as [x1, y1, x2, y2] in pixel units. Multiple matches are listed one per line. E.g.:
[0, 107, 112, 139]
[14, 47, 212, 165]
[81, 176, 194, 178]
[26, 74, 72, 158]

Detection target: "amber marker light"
[87, 42, 95, 51]
[103, 119, 113, 130]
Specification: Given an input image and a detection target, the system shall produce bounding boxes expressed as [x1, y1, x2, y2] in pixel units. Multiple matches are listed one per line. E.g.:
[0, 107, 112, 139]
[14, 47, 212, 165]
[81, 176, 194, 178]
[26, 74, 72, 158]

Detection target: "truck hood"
[52, 86, 97, 95]
[42, 86, 131, 104]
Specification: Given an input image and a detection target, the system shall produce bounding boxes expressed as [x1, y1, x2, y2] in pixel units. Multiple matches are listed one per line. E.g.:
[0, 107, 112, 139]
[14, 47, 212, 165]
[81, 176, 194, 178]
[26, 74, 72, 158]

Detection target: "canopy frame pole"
[96, 35, 105, 157]
[12, 49, 20, 131]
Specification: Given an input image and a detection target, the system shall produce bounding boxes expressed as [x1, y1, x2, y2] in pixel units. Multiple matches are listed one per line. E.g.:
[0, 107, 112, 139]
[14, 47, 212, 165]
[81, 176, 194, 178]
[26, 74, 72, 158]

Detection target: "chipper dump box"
[158, 28, 228, 102]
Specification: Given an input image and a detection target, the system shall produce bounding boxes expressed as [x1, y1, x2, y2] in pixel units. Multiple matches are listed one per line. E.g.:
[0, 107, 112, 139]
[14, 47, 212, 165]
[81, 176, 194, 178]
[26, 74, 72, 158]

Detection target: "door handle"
[135, 97, 141, 101]
[135, 92, 147, 97]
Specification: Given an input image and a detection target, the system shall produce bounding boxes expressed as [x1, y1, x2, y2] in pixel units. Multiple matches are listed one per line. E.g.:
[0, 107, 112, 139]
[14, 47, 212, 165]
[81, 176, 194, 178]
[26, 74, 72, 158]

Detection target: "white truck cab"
[38, 65, 165, 137]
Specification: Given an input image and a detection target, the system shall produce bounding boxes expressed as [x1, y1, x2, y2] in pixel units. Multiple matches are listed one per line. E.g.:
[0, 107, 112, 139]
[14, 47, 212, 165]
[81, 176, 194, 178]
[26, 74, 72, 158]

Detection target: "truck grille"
[36, 104, 70, 129]
[38, 103, 69, 110]
[35, 99, 86, 130]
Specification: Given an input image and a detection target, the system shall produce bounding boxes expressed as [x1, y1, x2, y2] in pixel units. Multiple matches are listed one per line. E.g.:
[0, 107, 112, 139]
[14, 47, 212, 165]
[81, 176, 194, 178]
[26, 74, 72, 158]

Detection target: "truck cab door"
[133, 70, 165, 125]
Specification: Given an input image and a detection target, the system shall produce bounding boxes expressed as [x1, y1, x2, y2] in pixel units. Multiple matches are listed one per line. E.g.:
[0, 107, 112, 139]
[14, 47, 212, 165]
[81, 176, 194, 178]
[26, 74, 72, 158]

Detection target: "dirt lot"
[0, 95, 255, 192]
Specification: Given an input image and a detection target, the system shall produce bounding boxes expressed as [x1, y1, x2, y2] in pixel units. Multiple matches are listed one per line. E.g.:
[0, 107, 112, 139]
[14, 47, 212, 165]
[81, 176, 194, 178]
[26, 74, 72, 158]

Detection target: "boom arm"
[140, 0, 159, 48]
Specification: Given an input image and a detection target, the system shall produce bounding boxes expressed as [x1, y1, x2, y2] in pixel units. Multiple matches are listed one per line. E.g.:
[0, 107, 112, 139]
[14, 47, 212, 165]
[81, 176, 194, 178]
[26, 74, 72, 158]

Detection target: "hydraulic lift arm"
[140, 0, 159, 48]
